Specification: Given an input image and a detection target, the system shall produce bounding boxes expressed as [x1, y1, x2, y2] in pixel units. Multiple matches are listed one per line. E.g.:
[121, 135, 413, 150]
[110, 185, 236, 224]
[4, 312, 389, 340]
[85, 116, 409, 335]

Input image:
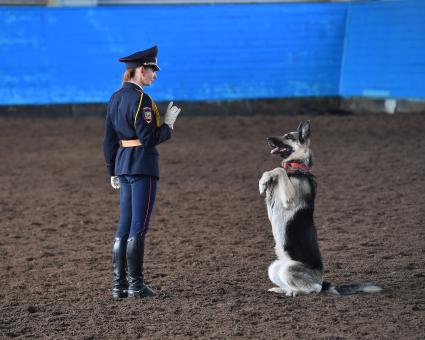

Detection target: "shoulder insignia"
[141, 93, 160, 127]
[143, 107, 153, 124]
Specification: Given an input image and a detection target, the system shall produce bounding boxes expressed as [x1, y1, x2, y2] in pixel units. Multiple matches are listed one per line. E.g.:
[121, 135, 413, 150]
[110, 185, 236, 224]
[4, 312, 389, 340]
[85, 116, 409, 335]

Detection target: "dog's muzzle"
[267, 137, 293, 158]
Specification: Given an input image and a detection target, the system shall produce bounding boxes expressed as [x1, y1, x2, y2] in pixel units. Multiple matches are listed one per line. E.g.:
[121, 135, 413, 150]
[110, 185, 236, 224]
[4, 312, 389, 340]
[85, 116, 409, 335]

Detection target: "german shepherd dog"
[259, 121, 381, 296]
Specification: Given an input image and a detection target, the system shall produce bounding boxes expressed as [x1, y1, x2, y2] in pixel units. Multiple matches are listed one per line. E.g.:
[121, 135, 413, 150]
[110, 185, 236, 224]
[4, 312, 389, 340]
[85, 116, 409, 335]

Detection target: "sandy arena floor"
[0, 114, 424, 339]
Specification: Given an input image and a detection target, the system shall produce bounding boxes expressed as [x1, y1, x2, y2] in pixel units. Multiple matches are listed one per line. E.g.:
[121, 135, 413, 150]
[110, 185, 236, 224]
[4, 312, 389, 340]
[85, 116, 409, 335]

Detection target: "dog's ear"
[298, 121, 310, 143]
[297, 121, 304, 133]
[297, 121, 304, 142]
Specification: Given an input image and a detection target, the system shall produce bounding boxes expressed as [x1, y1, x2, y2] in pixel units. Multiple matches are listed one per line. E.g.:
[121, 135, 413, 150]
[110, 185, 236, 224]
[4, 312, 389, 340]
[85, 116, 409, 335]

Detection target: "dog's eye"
[285, 134, 295, 140]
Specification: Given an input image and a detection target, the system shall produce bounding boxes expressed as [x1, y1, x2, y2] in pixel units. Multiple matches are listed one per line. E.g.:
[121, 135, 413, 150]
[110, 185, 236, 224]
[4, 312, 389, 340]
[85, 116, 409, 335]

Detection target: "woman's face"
[140, 67, 157, 86]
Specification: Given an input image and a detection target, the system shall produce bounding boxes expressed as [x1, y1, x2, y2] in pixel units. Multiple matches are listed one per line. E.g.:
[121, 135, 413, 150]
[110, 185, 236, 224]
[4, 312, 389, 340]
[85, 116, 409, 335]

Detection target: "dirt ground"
[0, 113, 424, 339]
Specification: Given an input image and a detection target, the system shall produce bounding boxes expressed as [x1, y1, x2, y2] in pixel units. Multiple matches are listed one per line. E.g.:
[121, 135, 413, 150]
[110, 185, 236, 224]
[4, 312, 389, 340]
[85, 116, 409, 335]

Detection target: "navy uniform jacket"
[103, 82, 171, 178]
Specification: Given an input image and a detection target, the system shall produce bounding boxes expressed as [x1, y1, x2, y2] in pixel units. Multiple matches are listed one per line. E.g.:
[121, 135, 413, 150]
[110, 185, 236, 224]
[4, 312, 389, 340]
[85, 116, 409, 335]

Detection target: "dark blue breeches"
[115, 175, 158, 239]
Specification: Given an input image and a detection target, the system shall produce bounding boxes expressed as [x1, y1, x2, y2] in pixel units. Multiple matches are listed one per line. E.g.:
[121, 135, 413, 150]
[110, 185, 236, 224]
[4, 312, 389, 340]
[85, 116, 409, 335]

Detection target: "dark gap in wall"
[1, 97, 424, 117]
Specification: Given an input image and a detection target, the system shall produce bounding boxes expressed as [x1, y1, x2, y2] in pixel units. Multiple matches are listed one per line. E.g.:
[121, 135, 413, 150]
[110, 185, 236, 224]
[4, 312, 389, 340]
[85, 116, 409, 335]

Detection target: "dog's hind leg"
[286, 263, 323, 295]
[267, 260, 292, 295]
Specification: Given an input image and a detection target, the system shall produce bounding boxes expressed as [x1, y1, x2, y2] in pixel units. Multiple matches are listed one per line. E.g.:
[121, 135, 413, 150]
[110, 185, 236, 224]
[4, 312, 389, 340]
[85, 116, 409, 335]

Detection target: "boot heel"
[128, 285, 156, 298]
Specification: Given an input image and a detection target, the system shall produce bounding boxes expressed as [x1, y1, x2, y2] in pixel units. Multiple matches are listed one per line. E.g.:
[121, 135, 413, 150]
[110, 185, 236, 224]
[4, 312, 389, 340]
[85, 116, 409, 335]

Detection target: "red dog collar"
[282, 162, 311, 173]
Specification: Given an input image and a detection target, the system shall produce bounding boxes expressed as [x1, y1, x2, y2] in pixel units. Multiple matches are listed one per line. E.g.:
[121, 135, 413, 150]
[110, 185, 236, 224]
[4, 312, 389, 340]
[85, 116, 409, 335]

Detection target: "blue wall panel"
[340, 0, 425, 99]
[0, 3, 347, 105]
[1, 1, 424, 106]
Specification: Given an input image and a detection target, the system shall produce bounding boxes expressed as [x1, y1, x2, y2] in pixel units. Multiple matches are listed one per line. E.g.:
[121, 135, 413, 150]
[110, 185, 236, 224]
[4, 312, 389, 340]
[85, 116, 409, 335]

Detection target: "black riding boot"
[126, 234, 156, 298]
[112, 237, 128, 299]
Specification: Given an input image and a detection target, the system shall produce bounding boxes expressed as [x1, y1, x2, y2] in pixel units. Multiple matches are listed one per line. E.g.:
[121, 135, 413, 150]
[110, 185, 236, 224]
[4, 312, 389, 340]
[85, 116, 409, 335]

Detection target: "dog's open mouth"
[267, 138, 293, 158]
[270, 146, 291, 155]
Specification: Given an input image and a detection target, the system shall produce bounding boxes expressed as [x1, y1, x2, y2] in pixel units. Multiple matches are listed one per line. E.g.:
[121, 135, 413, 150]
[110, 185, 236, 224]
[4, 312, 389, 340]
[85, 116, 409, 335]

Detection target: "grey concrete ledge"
[0, 97, 424, 117]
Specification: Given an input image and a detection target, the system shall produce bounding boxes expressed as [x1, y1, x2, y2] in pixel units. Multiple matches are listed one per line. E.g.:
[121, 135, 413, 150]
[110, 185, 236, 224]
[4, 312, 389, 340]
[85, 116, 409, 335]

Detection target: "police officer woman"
[103, 46, 181, 299]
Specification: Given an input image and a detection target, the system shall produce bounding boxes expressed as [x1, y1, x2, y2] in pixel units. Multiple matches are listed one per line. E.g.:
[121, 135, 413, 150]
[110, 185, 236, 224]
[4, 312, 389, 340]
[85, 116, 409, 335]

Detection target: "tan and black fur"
[259, 121, 382, 296]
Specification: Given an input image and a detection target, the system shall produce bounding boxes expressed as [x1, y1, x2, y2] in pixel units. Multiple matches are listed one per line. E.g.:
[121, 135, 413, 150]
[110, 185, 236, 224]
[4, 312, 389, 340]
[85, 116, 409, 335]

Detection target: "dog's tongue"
[271, 147, 280, 154]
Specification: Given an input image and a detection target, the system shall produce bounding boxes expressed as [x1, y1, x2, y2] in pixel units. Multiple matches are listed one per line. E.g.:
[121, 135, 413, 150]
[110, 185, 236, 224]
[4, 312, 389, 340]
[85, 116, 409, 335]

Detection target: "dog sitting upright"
[259, 121, 381, 296]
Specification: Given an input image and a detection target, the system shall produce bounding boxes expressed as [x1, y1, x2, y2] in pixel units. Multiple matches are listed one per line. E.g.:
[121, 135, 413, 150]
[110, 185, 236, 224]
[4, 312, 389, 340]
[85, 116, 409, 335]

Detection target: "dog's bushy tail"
[322, 281, 382, 295]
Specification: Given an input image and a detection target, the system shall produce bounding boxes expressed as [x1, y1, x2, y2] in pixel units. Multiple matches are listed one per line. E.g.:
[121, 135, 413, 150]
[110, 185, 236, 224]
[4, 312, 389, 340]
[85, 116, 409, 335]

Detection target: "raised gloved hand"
[164, 101, 181, 129]
[110, 176, 120, 190]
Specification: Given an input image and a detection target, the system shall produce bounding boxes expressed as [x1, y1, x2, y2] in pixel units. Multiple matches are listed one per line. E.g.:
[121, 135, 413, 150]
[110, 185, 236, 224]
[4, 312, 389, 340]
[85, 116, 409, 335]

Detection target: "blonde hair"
[122, 68, 137, 82]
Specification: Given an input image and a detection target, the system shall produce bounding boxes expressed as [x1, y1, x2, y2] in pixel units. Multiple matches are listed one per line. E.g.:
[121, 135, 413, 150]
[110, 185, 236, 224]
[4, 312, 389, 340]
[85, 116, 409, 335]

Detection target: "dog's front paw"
[286, 290, 299, 297]
[268, 287, 286, 294]
[259, 178, 267, 195]
[259, 171, 274, 195]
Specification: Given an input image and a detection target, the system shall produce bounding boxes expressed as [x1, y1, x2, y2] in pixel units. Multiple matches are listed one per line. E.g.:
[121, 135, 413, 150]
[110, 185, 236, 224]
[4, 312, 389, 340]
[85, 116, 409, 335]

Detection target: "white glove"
[110, 176, 120, 190]
[164, 101, 181, 129]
